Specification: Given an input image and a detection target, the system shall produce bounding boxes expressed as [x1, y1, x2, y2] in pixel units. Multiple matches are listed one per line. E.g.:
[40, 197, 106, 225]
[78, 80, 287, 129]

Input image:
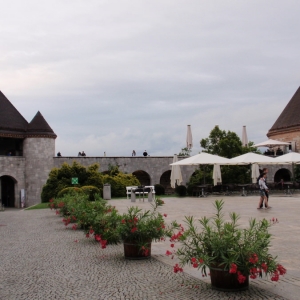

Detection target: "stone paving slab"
[0, 195, 297, 299]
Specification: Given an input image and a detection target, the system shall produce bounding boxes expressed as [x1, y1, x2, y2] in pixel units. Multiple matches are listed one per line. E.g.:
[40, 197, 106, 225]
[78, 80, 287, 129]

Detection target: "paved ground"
[0, 193, 299, 299]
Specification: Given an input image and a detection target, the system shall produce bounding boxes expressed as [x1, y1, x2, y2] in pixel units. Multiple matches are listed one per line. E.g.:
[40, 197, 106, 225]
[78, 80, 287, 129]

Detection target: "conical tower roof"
[27, 111, 57, 138]
[0, 91, 28, 137]
[268, 87, 300, 136]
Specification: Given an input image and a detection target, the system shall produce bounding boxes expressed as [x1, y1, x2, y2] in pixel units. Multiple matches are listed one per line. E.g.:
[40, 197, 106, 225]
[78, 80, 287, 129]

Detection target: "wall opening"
[274, 168, 291, 183]
[132, 170, 151, 186]
[0, 137, 24, 156]
[0, 175, 16, 207]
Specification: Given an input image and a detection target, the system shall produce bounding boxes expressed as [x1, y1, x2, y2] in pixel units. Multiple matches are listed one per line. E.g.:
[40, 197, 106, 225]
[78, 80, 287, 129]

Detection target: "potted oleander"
[118, 198, 178, 259]
[166, 199, 286, 291]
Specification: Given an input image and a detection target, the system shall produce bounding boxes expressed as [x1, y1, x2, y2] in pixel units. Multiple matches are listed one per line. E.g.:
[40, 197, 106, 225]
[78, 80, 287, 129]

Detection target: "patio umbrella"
[253, 139, 290, 148]
[170, 154, 183, 188]
[212, 164, 222, 186]
[170, 152, 231, 166]
[241, 126, 248, 147]
[186, 125, 193, 149]
[251, 163, 260, 184]
[274, 152, 300, 164]
[228, 152, 278, 165]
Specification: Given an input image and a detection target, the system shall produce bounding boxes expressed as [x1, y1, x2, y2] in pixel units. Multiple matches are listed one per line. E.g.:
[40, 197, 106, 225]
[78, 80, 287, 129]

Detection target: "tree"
[178, 147, 191, 157]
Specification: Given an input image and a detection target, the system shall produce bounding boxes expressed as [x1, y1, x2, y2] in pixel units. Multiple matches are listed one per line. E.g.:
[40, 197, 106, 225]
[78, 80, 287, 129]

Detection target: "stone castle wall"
[53, 156, 196, 187]
[23, 137, 55, 207]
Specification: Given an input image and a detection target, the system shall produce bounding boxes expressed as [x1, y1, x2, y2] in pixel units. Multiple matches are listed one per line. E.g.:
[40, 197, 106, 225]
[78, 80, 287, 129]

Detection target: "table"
[133, 187, 151, 201]
[237, 184, 251, 196]
[283, 182, 293, 196]
[196, 185, 211, 197]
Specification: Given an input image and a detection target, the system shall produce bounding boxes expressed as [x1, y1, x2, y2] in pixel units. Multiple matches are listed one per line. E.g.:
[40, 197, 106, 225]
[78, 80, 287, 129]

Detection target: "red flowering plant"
[167, 199, 286, 284]
[117, 198, 179, 255]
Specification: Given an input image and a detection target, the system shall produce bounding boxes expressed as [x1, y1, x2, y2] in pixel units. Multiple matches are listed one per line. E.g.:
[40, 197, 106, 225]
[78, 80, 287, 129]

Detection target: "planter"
[123, 240, 151, 260]
[209, 265, 249, 292]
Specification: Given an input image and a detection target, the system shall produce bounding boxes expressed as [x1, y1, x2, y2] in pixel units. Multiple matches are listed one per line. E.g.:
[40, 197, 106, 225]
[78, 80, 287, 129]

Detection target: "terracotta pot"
[123, 240, 151, 260]
[209, 265, 249, 291]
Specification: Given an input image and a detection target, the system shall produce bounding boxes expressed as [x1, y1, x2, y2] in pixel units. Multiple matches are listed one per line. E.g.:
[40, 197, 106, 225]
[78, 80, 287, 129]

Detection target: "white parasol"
[212, 164, 222, 186]
[171, 152, 231, 166]
[170, 154, 183, 188]
[186, 125, 193, 150]
[251, 163, 260, 184]
[253, 139, 290, 148]
[241, 126, 248, 147]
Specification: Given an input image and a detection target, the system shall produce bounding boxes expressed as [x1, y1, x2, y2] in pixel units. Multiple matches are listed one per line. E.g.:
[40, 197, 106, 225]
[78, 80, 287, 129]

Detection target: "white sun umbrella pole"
[170, 154, 183, 188]
[212, 164, 222, 186]
[241, 126, 248, 147]
[186, 125, 193, 150]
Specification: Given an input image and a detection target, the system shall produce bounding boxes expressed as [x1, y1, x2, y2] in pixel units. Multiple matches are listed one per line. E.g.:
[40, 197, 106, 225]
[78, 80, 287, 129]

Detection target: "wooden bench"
[126, 186, 156, 199]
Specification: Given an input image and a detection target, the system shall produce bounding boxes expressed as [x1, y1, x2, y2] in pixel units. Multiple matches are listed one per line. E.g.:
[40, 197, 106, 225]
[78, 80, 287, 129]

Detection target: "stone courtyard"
[1, 194, 300, 299]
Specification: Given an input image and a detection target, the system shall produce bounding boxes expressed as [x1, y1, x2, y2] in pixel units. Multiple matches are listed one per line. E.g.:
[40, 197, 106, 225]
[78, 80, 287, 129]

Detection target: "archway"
[0, 175, 16, 207]
[132, 170, 151, 186]
[274, 168, 291, 183]
[160, 170, 171, 189]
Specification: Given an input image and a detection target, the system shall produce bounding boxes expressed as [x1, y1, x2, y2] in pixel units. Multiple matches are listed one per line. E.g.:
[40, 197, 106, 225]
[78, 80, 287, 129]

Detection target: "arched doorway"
[274, 168, 291, 183]
[0, 176, 16, 207]
[132, 170, 151, 186]
[160, 170, 171, 189]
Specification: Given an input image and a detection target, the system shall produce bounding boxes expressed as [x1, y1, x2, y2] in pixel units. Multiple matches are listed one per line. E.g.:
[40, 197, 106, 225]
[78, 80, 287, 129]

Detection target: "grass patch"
[25, 203, 50, 210]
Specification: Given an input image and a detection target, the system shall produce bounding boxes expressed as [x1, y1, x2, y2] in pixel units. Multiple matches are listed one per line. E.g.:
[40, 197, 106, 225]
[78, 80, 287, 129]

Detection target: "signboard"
[71, 178, 78, 185]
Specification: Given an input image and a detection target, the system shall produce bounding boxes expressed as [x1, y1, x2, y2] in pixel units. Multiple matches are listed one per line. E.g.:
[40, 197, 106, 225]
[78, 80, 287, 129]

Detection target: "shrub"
[154, 184, 165, 195]
[102, 173, 140, 197]
[41, 162, 103, 202]
[175, 185, 187, 197]
[57, 187, 84, 198]
[81, 186, 101, 201]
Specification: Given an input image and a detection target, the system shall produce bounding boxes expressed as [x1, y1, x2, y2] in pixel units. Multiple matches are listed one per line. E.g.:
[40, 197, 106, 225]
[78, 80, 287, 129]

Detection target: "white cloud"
[1, 0, 300, 157]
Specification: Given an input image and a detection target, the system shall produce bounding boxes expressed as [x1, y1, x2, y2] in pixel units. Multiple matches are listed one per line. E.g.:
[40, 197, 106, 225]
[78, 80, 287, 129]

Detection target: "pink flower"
[131, 227, 137, 233]
[229, 263, 237, 274]
[173, 264, 183, 273]
[163, 214, 167, 217]
[170, 244, 174, 248]
[192, 263, 198, 268]
[237, 271, 246, 284]
[166, 250, 172, 256]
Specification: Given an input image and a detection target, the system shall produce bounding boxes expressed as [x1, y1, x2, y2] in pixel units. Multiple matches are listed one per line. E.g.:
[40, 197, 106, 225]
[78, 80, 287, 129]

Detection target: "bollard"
[131, 189, 136, 202]
[148, 190, 153, 202]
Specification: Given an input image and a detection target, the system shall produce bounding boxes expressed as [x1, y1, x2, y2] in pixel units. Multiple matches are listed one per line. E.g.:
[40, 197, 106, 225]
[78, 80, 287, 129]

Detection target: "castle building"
[267, 87, 300, 153]
[0, 91, 56, 208]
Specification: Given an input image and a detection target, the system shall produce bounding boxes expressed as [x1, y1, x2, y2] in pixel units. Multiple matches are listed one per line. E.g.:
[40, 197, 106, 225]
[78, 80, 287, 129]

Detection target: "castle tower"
[23, 111, 56, 206]
[267, 87, 300, 152]
[0, 91, 56, 207]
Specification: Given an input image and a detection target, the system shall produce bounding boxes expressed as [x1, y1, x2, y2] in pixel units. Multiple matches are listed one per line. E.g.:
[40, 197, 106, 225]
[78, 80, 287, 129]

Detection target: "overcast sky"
[1, 0, 300, 156]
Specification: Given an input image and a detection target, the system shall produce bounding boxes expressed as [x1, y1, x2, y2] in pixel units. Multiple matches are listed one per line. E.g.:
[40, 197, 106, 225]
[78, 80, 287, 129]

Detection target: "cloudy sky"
[1, 0, 300, 156]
